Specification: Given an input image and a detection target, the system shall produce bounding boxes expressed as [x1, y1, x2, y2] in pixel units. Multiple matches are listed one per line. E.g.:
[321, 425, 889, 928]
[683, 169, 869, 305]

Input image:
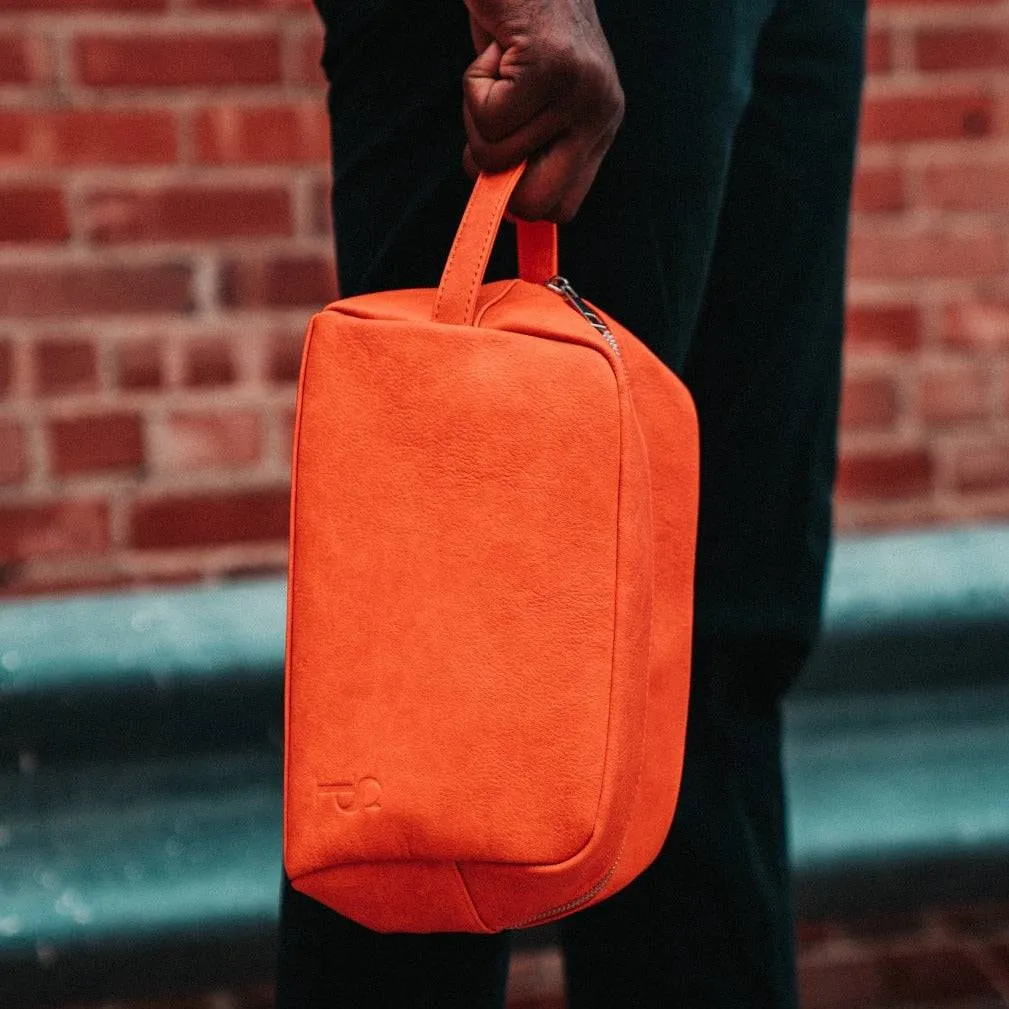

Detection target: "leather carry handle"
[432, 164, 559, 326]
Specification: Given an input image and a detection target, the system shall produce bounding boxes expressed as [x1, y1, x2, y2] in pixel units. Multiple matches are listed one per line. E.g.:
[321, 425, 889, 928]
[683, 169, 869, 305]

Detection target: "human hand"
[462, 0, 624, 223]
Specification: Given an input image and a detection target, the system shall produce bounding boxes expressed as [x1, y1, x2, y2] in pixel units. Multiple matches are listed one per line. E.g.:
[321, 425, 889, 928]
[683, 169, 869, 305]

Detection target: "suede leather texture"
[284, 169, 700, 933]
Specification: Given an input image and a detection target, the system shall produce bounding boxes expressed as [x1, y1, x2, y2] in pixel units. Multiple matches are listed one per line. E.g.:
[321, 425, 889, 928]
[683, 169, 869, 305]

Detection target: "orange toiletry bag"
[283, 164, 700, 933]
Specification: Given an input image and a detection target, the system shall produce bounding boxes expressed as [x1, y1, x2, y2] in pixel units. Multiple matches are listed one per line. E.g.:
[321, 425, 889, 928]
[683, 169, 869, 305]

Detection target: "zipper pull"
[545, 276, 621, 357]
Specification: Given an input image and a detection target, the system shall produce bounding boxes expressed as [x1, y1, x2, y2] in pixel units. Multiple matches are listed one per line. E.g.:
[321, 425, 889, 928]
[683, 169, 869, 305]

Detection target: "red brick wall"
[841, 0, 1009, 530]
[0, 0, 332, 595]
[1, 0, 1008, 595]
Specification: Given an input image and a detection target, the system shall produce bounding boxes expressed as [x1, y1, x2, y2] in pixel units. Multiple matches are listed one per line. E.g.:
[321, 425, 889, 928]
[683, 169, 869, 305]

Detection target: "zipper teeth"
[508, 861, 619, 929]
[546, 276, 621, 357]
[507, 276, 620, 930]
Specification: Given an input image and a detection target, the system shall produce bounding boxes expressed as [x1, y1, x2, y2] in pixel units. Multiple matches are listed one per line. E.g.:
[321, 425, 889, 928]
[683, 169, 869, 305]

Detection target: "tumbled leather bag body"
[283, 165, 700, 933]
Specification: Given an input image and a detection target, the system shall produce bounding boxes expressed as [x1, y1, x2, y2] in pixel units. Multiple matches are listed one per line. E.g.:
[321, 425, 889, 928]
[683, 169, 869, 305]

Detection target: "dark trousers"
[277, 0, 866, 1003]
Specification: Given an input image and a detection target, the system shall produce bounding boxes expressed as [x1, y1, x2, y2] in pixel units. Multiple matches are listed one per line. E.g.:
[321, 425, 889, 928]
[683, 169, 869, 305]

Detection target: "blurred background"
[2, 0, 1009, 1006]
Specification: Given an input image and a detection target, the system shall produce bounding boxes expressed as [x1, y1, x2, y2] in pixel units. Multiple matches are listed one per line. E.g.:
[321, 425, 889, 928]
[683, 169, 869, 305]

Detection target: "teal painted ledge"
[823, 525, 1009, 628]
[0, 579, 287, 696]
[785, 686, 1009, 870]
[3, 524, 1009, 697]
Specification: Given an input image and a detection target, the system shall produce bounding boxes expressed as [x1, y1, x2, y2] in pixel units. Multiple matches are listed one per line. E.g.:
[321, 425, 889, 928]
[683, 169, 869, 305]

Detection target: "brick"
[0, 341, 12, 396]
[916, 29, 1009, 72]
[0, 499, 108, 563]
[2, 0, 167, 8]
[0, 263, 193, 318]
[0, 114, 29, 162]
[86, 184, 292, 243]
[918, 364, 991, 426]
[183, 338, 235, 387]
[0, 35, 28, 84]
[840, 373, 899, 430]
[799, 946, 997, 1009]
[921, 161, 1009, 212]
[48, 411, 143, 475]
[847, 227, 1006, 280]
[851, 166, 903, 213]
[115, 339, 163, 389]
[4, 32, 51, 85]
[0, 109, 177, 168]
[0, 33, 49, 85]
[859, 91, 993, 144]
[0, 421, 25, 484]
[795, 920, 837, 949]
[943, 902, 1009, 938]
[267, 328, 306, 383]
[294, 29, 327, 86]
[231, 982, 277, 1009]
[0, 187, 69, 244]
[76, 33, 282, 87]
[158, 409, 261, 470]
[834, 909, 927, 941]
[194, 102, 329, 164]
[33, 338, 98, 395]
[186, 0, 313, 9]
[870, 0, 1000, 6]
[954, 440, 1009, 492]
[845, 306, 920, 353]
[130, 488, 289, 549]
[944, 301, 1009, 351]
[865, 30, 891, 75]
[800, 951, 885, 1009]
[836, 447, 933, 500]
[221, 254, 337, 308]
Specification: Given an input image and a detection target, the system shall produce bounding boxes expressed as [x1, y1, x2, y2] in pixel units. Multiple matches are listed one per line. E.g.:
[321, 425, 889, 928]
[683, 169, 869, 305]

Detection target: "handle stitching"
[461, 182, 510, 325]
[433, 170, 519, 326]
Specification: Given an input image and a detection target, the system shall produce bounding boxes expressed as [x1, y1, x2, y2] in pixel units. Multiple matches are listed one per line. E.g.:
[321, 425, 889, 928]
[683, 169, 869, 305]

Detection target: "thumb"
[464, 39, 503, 101]
[464, 40, 541, 143]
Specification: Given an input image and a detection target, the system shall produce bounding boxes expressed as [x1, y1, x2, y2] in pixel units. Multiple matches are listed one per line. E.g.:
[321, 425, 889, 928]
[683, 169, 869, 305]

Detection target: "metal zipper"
[546, 276, 621, 357]
[503, 275, 621, 929]
[508, 860, 620, 930]
[506, 275, 621, 929]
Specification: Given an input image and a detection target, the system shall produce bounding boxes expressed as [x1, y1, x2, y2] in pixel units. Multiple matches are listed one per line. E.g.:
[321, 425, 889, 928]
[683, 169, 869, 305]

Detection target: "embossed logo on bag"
[318, 777, 382, 813]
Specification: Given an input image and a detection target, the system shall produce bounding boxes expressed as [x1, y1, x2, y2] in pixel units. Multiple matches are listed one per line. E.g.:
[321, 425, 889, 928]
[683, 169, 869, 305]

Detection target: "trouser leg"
[683, 0, 867, 636]
[275, 874, 512, 1008]
[561, 0, 865, 1003]
[560, 637, 810, 1009]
